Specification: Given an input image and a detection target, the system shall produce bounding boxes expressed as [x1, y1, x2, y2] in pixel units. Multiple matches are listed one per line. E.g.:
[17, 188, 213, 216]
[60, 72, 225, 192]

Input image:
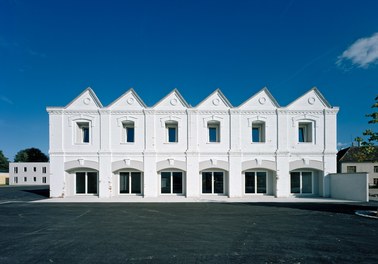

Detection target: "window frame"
[165, 121, 178, 143]
[122, 121, 135, 143]
[201, 170, 225, 195]
[75, 171, 98, 195]
[290, 171, 313, 195]
[346, 166, 357, 173]
[207, 121, 220, 143]
[76, 122, 91, 144]
[252, 121, 266, 143]
[160, 170, 184, 195]
[374, 166, 378, 173]
[119, 171, 143, 195]
[298, 122, 313, 143]
[244, 171, 268, 194]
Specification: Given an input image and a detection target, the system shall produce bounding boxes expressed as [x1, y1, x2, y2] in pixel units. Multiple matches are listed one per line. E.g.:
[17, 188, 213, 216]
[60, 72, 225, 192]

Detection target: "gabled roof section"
[195, 89, 232, 109]
[65, 87, 103, 110]
[286, 87, 332, 110]
[339, 146, 378, 163]
[107, 88, 147, 110]
[153, 89, 190, 110]
[238, 87, 280, 109]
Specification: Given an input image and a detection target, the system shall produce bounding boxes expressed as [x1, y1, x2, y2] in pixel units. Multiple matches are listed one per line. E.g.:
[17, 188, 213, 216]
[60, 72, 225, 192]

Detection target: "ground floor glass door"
[202, 171, 224, 194]
[245, 171, 267, 194]
[290, 171, 313, 194]
[161, 171, 183, 194]
[76, 172, 98, 194]
[120, 172, 142, 194]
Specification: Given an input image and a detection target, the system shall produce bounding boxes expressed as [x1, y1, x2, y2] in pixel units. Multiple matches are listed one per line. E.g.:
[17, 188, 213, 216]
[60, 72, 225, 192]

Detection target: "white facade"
[9, 163, 50, 185]
[47, 87, 339, 199]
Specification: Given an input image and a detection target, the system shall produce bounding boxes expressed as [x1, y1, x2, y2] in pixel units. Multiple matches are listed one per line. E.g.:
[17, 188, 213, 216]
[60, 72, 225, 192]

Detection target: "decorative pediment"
[287, 87, 332, 110]
[238, 87, 279, 110]
[195, 89, 232, 109]
[65, 88, 103, 110]
[153, 89, 189, 110]
[107, 88, 146, 110]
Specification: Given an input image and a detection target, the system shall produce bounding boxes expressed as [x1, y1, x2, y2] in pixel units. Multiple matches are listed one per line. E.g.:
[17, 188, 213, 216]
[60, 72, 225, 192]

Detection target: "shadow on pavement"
[228, 202, 378, 215]
[22, 188, 50, 198]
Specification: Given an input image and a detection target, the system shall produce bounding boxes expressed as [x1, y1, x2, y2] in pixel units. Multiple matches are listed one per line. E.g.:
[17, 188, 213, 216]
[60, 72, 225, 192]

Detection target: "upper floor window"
[208, 121, 220, 143]
[252, 121, 265, 143]
[347, 166, 356, 173]
[76, 122, 90, 144]
[14, 167, 18, 174]
[122, 121, 135, 143]
[166, 121, 178, 143]
[298, 122, 312, 143]
[42, 167, 47, 174]
[374, 166, 378, 173]
[33, 167, 36, 172]
[24, 167, 27, 172]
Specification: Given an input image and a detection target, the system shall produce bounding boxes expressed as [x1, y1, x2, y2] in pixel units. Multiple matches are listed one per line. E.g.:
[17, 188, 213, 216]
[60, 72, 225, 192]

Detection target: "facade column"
[276, 109, 290, 197]
[98, 110, 112, 198]
[143, 110, 157, 197]
[228, 109, 242, 197]
[186, 109, 200, 197]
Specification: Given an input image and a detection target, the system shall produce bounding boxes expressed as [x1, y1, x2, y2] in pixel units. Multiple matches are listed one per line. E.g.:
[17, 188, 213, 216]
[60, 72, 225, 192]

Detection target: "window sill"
[120, 142, 135, 145]
[163, 142, 179, 144]
[206, 142, 221, 144]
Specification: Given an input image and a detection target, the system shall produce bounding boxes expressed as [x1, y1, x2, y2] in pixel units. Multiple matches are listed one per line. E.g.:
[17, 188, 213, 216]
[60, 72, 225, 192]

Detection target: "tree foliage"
[14, 148, 49, 162]
[0, 150, 9, 171]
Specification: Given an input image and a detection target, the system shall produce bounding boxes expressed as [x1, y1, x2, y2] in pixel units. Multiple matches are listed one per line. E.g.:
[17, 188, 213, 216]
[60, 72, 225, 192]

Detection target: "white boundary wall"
[329, 173, 368, 202]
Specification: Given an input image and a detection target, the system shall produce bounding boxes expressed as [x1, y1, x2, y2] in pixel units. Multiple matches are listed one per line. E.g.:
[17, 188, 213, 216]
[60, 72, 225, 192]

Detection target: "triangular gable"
[107, 88, 147, 110]
[65, 87, 103, 110]
[195, 89, 232, 109]
[238, 87, 279, 110]
[153, 89, 189, 110]
[286, 87, 332, 110]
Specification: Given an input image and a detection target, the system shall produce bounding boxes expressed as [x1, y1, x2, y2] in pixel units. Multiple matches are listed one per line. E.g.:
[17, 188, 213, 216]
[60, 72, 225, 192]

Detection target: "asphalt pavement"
[0, 186, 377, 263]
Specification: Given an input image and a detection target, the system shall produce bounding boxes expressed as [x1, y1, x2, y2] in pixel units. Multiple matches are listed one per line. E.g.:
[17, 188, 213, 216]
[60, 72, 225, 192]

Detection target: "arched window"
[208, 120, 220, 143]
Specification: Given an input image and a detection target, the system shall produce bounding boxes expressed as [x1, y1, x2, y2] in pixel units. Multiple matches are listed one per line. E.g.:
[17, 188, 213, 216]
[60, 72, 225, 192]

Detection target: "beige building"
[338, 146, 378, 187]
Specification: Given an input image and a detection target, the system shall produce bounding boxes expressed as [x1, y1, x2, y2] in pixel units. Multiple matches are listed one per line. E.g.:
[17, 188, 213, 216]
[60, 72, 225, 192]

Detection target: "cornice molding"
[110, 110, 144, 115]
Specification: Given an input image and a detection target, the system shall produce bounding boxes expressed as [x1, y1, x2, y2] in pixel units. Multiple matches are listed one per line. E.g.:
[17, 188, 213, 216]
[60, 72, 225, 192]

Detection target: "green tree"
[357, 95, 378, 146]
[14, 148, 49, 162]
[0, 151, 9, 172]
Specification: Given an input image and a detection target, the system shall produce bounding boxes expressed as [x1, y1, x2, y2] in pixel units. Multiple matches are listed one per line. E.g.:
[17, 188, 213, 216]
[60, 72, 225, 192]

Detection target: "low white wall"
[329, 173, 368, 202]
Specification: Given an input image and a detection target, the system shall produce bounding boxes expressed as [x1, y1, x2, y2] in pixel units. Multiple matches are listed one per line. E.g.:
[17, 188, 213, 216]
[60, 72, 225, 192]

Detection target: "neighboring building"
[47, 87, 339, 199]
[9, 163, 50, 185]
[0, 170, 9, 185]
[338, 146, 378, 187]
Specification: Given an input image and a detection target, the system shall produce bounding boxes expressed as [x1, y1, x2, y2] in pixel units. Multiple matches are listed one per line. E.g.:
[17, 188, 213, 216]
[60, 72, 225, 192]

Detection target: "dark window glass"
[168, 127, 177, 142]
[131, 172, 141, 194]
[120, 172, 130, 194]
[87, 172, 98, 194]
[290, 172, 300, 193]
[209, 127, 217, 142]
[214, 172, 224, 193]
[245, 172, 255, 193]
[161, 172, 171, 193]
[126, 127, 135, 143]
[202, 172, 212, 193]
[252, 127, 260, 142]
[76, 172, 86, 194]
[298, 127, 305, 143]
[302, 172, 312, 193]
[172, 172, 183, 193]
[83, 127, 90, 143]
[256, 172, 267, 193]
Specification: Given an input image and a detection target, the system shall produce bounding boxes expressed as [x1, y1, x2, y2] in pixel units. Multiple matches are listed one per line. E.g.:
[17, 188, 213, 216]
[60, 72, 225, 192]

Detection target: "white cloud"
[337, 142, 349, 148]
[0, 96, 14, 105]
[337, 32, 378, 68]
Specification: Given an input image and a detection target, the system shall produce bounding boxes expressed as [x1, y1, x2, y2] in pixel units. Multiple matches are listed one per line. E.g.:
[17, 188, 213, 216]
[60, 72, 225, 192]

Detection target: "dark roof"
[338, 146, 378, 163]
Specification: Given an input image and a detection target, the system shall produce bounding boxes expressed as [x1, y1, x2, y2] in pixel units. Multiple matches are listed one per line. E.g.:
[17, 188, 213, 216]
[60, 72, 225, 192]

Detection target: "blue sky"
[0, 0, 377, 160]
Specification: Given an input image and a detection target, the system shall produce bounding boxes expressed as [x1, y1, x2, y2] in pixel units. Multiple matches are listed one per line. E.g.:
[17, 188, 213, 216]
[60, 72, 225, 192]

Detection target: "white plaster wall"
[9, 162, 50, 185]
[329, 173, 369, 202]
[341, 162, 378, 186]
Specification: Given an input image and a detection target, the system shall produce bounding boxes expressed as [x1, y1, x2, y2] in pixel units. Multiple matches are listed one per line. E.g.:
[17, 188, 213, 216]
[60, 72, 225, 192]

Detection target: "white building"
[9, 163, 49, 185]
[47, 87, 338, 199]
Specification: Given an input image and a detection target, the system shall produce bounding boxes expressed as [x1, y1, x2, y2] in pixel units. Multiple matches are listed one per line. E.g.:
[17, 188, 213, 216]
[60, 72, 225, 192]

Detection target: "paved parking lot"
[0, 186, 377, 263]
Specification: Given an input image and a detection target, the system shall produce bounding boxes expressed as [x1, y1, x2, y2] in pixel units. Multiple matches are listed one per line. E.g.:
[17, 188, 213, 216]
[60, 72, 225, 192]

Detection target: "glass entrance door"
[202, 171, 224, 194]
